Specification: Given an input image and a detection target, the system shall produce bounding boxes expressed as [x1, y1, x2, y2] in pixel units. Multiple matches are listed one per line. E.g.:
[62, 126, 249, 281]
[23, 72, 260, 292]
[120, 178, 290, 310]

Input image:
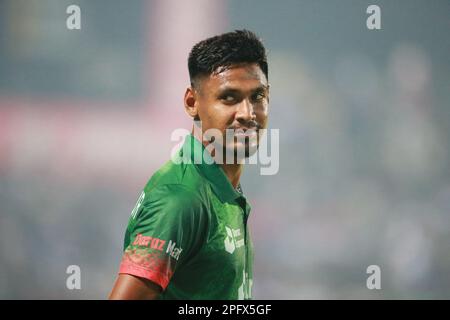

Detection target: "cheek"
[256, 105, 269, 127]
[197, 103, 229, 130]
[196, 100, 215, 125]
[209, 104, 236, 127]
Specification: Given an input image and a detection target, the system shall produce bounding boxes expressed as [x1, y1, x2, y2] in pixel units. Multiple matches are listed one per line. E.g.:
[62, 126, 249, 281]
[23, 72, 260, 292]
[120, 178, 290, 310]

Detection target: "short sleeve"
[118, 184, 208, 290]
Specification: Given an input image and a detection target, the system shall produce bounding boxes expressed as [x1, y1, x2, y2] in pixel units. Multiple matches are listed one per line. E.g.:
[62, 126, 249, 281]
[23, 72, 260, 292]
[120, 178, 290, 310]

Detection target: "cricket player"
[109, 29, 269, 299]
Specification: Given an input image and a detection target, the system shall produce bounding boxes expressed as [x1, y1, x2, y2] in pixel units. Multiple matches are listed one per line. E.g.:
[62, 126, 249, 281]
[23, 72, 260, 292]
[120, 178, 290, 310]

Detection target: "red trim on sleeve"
[118, 255, 172, 290]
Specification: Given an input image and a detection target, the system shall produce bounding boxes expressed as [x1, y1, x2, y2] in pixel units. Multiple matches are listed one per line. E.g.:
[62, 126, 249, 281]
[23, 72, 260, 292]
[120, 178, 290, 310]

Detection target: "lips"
[233, 128, 257, 133]
[233, 129, 258, 139]
[232, 126, 258, 132]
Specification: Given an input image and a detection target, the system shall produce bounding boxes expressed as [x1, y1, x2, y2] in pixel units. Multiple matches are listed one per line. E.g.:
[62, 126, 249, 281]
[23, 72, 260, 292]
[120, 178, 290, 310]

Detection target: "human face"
[193, 63, 269, 161]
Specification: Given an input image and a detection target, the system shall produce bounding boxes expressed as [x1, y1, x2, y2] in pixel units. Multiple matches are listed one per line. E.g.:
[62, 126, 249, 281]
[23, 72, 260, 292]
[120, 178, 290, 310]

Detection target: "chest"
[197, 199, 253, 274]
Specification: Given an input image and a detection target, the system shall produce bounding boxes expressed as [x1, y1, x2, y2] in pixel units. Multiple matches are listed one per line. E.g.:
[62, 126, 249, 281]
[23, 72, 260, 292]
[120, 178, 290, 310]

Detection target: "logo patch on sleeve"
[133, 234, 166, 251]
[166, 240, 183, 261]
[132, 234, 183, 260]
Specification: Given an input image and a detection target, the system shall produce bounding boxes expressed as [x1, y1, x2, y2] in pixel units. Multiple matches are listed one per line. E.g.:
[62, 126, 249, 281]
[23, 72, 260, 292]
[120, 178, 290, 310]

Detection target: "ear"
[184, 86, 199, 119]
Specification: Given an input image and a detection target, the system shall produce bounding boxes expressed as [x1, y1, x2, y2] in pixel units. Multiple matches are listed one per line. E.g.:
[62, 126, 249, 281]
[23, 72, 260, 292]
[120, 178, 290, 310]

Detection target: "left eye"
[253, 93, 264, 101]
[221, 95, 236, 103]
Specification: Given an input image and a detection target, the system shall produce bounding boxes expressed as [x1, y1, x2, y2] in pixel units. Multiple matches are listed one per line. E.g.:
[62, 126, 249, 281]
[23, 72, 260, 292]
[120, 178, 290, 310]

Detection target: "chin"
[225, 142, 259, 163]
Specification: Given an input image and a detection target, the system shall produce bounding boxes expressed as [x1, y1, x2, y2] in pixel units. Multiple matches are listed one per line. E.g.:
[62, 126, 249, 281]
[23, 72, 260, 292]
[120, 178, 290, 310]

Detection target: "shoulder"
[143, 160, 209, 205]
[136, 183, 209, 225]
[131, 183, 210, 243]
[144, 183, 203, 207]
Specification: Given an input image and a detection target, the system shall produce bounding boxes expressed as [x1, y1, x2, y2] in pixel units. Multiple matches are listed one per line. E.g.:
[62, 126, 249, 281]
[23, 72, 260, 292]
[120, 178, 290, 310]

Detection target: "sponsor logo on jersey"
[133, 233, 166, 251]
[224, 226, 245, 254]
[132, 234, 183, 261]
[166, 240, 183, 261]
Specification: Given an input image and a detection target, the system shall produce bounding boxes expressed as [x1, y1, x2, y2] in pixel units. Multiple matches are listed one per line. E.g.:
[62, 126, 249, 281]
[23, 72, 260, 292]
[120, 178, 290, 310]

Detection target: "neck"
[219, 163, 243, 189]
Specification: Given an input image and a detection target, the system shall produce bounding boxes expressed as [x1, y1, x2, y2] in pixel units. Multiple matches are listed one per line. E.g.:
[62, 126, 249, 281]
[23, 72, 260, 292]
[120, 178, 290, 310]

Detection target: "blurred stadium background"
[0, 0, 449, 299]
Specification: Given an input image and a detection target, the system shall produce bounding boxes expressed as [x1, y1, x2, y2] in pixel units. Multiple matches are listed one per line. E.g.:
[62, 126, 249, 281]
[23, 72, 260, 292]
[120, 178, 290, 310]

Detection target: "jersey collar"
[180, 133, 245, 204]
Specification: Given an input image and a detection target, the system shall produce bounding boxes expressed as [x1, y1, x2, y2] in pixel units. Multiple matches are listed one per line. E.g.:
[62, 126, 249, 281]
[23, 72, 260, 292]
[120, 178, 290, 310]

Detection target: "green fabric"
[120, 134, 253, 299]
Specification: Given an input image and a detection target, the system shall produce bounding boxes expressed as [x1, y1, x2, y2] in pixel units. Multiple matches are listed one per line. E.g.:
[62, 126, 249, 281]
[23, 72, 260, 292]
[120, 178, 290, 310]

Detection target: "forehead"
[202, 63, 268, 91]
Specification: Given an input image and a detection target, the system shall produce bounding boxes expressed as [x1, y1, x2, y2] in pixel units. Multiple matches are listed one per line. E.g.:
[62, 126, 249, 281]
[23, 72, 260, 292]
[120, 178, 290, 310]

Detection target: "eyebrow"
[217, 85, 269, 95]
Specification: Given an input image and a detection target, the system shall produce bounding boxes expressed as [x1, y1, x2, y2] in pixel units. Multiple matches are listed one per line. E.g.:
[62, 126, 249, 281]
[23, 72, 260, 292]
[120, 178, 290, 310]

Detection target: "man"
[109, 29, 269, 300]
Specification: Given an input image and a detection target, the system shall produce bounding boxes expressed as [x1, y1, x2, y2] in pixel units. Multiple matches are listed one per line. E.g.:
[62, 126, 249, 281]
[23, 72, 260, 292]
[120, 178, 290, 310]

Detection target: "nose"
[236, 98, 256, 124]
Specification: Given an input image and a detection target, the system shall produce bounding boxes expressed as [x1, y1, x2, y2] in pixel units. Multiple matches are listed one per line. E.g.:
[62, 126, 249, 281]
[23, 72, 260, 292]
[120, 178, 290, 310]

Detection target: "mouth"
[231, 125, 259, 132]
[233, 128, 257, 135]
[232, 129, 259, 143]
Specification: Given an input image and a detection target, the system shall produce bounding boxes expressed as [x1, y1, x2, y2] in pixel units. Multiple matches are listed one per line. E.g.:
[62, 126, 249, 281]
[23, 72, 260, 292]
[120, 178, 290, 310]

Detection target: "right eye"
[221, 95, 236, 103]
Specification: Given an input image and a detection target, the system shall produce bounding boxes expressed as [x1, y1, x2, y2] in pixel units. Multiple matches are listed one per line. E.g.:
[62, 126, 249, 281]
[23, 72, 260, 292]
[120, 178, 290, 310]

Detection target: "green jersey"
[118, 133, 254, 299]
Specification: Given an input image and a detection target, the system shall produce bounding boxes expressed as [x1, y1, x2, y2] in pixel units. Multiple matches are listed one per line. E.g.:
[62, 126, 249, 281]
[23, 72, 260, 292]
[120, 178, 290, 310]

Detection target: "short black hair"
[188, 29, 268, 88]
